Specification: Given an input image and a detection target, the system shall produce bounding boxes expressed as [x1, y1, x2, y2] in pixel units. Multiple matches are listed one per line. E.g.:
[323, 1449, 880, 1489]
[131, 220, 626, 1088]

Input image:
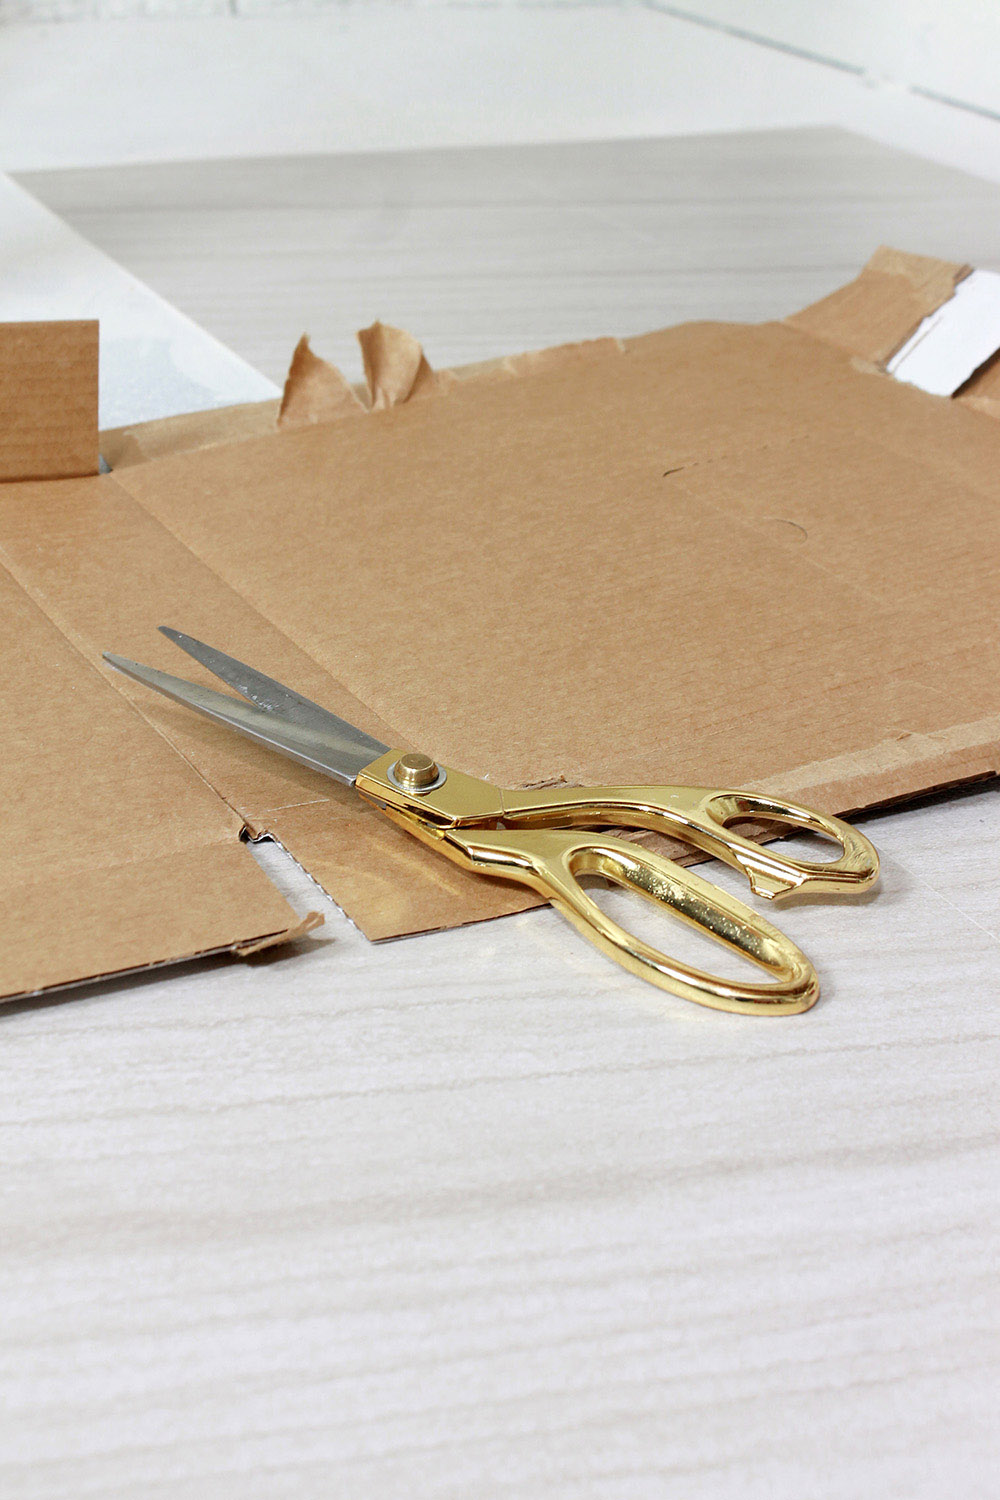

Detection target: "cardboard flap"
[786, 246, 970, 366]
[100, 306, 1000, 954]
[0, 320, 98, 481]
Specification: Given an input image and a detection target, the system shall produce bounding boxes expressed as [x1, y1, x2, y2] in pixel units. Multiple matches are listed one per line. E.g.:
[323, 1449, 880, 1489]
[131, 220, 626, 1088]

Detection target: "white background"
[2, 2, 1000, 180]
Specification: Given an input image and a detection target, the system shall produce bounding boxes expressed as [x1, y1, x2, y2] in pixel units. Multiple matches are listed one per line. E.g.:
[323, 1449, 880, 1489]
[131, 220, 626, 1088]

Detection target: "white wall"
[1, 1, 999, 181]
[5, 0, 1000, 127]
[665, 1, 1000, 118]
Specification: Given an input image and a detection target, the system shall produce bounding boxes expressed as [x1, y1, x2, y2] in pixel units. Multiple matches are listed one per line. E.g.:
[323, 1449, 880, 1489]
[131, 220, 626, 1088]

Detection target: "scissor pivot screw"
[389, 752, 444, 793]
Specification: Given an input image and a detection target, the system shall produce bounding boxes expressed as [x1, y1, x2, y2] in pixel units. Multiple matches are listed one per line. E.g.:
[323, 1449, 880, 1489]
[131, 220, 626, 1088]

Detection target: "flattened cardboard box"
[2, 248, 999, 1002]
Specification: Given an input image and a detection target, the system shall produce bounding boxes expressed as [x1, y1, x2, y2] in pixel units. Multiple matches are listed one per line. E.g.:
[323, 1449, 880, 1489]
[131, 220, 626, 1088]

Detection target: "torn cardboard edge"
[278, 251, 995, 433]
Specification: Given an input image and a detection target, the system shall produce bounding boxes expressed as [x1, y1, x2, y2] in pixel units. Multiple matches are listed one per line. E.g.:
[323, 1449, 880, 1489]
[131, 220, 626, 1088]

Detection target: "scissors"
[104, 628, 879, 1017]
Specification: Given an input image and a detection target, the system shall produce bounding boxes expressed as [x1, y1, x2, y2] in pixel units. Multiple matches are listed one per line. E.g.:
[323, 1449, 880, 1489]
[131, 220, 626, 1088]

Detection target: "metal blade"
[103, 652, 389, 786]
[158, 627, 389, 771]
[158, 628, 357, 733]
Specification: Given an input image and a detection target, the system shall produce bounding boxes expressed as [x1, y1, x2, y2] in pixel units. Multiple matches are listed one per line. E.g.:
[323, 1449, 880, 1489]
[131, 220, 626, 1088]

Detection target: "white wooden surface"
[3, 131, 999, 1498]
[26, 129, 1000, 389]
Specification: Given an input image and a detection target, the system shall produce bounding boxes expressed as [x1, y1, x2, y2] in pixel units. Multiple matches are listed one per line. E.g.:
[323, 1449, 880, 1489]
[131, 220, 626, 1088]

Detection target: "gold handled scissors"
[105, 629, 879, 1017]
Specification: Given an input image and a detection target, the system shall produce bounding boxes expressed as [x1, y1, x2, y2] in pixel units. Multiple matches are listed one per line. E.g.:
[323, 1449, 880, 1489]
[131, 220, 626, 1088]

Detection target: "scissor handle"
[499, 783, 879, 902]
[440, 823, 818, 1015]
[354, 755, 876, 1012]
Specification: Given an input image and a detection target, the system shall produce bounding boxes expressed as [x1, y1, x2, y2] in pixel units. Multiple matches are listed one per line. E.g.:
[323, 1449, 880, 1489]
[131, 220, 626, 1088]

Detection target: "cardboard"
[2, 247, 999, 1001]
[0, 319, 98, 481]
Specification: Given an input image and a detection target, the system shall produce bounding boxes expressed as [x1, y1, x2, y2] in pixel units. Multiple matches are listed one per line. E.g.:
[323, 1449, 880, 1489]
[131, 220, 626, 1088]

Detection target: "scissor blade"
[158, 627, 375, 741]
[103, 653, 389, 786]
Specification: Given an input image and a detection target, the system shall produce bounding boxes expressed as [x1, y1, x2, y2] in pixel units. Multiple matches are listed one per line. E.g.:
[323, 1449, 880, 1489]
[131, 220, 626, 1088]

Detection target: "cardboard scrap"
[0, 319, 98, 481]
[2, 246, 999, 1002]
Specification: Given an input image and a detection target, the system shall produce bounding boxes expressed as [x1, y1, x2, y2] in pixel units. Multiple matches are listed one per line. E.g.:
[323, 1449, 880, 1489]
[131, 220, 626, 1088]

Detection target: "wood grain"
[5, 131, 999, 1498]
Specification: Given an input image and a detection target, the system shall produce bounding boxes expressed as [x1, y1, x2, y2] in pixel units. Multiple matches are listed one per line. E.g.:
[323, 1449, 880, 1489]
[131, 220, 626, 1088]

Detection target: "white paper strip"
[886, 267, 1000, 397]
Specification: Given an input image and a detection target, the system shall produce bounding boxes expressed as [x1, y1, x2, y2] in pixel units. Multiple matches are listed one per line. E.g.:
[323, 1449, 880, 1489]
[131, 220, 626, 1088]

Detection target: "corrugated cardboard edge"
[750, 716, 1000, 814]
[958, 345, 1000, 416]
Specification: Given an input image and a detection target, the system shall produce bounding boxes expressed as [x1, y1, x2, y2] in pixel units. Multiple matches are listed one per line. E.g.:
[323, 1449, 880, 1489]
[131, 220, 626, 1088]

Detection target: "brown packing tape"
[4, 245, 999, 1000]
[786, 245, 970, 366]
[357, 320, 441, 408]
[277, 336, 365, 429]
[102, 399, 280, 468]
[101, 330, 637, 463]
[0, 320, 98, 481]
[278, 322, 444, 430]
